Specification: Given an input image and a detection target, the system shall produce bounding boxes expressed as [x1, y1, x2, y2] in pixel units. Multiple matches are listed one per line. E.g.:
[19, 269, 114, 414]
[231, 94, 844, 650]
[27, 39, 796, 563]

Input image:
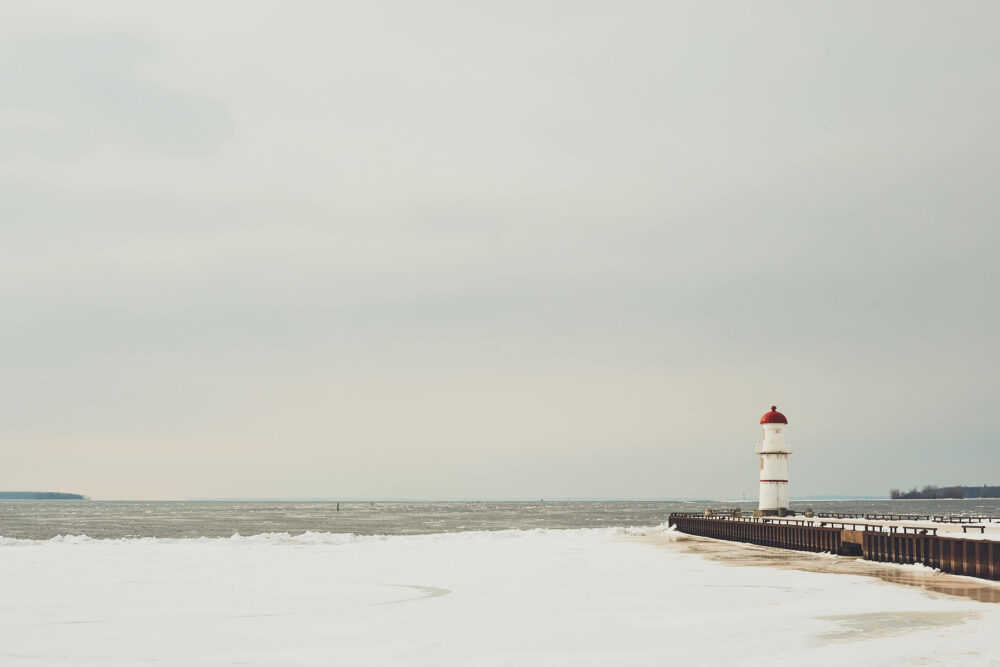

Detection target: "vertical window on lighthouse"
[760, 456, 764, 471]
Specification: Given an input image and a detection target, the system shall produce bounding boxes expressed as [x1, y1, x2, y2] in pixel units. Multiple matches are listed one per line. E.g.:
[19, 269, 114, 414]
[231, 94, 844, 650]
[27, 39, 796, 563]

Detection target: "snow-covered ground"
[1, 527, 998, 666]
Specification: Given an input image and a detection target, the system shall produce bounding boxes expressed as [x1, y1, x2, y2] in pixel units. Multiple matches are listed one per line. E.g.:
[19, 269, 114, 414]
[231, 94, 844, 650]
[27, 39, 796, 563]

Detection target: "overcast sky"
[1, 1, 997, 500]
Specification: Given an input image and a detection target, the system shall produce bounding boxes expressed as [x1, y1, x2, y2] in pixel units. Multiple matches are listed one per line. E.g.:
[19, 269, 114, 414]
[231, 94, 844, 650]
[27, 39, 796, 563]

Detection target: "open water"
[4, 499, 1000, 540]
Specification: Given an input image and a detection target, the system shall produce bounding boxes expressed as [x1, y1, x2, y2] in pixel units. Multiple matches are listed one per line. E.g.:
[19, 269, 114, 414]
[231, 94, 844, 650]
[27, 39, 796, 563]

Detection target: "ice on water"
[1, 526, 998, 666]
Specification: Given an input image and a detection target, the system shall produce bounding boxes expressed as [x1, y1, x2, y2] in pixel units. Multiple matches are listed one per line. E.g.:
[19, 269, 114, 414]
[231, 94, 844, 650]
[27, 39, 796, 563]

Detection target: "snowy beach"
[2, 527, 999, 666]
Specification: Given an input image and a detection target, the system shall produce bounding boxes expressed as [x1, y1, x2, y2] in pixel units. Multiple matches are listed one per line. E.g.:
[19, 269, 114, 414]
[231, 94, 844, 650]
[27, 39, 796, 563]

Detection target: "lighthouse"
[755, 406, 792, 516]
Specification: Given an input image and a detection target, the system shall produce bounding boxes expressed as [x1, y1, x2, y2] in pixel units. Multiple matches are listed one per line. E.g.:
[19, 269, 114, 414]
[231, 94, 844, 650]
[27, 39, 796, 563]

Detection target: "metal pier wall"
[668, 514, 1000, 581]
[668, 515, 842, 554]
[862, 532, 1000, 580]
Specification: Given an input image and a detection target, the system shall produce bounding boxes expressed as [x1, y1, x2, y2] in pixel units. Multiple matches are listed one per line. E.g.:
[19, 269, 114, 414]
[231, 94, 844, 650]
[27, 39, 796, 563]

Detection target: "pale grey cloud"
[1, 1, 998, 499]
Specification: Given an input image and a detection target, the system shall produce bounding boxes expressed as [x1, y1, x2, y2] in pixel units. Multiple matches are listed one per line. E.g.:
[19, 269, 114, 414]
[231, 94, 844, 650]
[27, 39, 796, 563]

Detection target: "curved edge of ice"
[0, 525, 670, 547]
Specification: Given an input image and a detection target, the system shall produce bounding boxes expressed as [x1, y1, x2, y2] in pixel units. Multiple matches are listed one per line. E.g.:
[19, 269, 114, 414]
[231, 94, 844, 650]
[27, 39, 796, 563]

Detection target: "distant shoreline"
[0, 492, 87, 500]
[890, 485, 1000, 500]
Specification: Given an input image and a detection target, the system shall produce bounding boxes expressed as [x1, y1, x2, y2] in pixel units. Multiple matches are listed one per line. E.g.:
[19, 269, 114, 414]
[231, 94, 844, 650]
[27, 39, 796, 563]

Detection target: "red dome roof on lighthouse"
[760, 406, 788, 424]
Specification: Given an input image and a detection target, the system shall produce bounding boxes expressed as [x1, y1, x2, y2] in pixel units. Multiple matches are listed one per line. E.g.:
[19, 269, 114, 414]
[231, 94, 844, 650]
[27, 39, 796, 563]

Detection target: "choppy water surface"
[3, 499, 1000, 540]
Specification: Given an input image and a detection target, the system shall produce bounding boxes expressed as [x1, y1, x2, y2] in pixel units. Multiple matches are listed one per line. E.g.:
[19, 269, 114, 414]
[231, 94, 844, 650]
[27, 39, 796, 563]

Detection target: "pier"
[670, 514, 843, 554]
[668, 513, 1000, 581]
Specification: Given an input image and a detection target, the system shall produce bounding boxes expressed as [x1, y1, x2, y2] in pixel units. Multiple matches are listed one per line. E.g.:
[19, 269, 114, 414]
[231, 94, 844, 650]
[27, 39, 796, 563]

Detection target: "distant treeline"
[890, 485, 1000, 500]
[0, 492, 87, 500]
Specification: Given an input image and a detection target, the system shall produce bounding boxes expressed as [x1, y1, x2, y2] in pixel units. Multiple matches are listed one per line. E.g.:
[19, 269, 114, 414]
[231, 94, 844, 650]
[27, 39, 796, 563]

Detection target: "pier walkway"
[815, 512, 1000, 524]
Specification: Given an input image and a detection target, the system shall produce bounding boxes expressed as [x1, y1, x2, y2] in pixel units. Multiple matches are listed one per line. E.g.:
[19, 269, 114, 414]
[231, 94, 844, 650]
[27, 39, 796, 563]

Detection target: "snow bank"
[0, 526, 632, 547]
[0, 527, 997, 666]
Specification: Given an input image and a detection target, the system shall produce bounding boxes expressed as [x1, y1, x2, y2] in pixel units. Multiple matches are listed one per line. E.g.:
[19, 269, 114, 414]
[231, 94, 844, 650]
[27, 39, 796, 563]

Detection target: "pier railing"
[668, 513, 936, 535]
[815, 512, 1000, 524]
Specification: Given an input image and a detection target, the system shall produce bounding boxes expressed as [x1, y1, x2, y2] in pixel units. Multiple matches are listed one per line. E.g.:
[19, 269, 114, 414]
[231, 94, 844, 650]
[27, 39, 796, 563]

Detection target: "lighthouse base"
[753, 508, 795, 518]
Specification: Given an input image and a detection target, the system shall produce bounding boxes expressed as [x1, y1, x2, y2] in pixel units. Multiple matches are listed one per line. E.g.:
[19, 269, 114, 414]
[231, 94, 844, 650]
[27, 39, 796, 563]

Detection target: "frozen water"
[1, 527, 998, 666]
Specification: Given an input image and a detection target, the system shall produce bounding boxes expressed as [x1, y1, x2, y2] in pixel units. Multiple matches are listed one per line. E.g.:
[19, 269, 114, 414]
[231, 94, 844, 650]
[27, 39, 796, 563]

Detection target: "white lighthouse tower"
[755, 406, 792, 516]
